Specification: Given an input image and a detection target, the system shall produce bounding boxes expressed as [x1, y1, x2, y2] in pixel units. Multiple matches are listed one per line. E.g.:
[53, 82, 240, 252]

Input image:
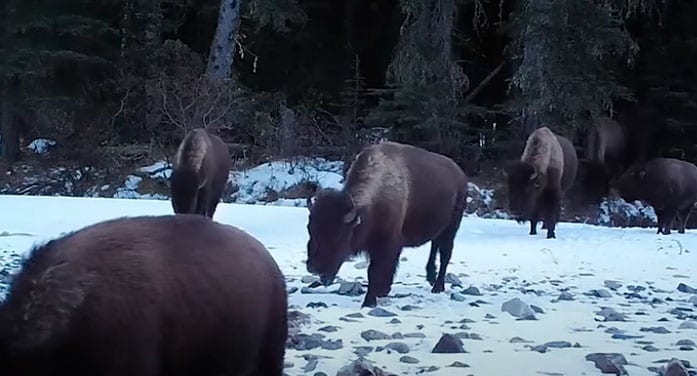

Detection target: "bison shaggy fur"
[616, 157, 697, 235]
[171, 128, 231, 219]
[0, 215, 288, 376]
[505, 127, 578, 239]
[305, 141, 469, 308]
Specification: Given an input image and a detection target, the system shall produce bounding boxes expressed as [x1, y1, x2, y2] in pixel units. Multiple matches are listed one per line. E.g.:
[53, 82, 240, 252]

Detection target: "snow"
[26, 138, 56, 154]
[1, 193, 696, 375]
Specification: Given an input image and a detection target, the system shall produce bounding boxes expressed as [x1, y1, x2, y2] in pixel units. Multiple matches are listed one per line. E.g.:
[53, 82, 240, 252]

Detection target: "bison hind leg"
[430, 212, 464, 294]
[677, 205, 693, 234]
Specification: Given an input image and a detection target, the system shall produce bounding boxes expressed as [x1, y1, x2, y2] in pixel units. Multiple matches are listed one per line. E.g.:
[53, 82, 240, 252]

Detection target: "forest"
[1, 0, 696, 194]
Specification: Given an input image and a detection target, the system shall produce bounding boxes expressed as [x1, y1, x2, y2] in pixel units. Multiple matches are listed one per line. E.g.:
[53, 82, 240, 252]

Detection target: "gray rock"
[596, 307, 627, 322]
[676, 339, 696, 347]
[558, 291, 574, 301]
[345, 312, 364, 318]
[640, 326, 671, 334]
[501, 297, 535, 318]
[663, 358, 690, 376]
[321, 339, 343, 350]
[462, 286, 483, 296]
[287, 287, 299, 294]
[385, 342, 410, 354]
[591, 289, 613, 298]
[530, 305, 545, 314]
[450, 292, 466, 302]
[404, 332, 426, 339]
[338, 281, 365, 296]
[303, 358, 318, 372]
[361, 329, 391, 341]
[678, 321, 697, 330]
[391, 332, 403, 339]
[604, 280, 622, 290]
[368, 308, 397, 317]
[432, 334, 466, 353]
[318, 325, 339, 333]
[288, 333, 324, 351]
[642, 345, 659, 352]
[689, 295, 697, 306]
[531, 341, 572, 353]
[585, 353, 628, 375]
[313, 372, 328, 376]
[445, 273, 463, 287]
[399, 356, 419, 364]
[335, 358, 397, 376]
[301, 275, 318, 283]
[353, 346, 373, 357]
[447, 361, 470, 368]
[510, 336, 533, 344]
[306, 301, 328, 309]
[677, 283, 697, 294]
[389, 318, 401, 324]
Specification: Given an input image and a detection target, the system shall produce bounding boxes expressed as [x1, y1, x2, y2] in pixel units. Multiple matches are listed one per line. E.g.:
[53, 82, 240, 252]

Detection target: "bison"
[615, 157, 697, 235]
[170, 128, 231, 219]
[0, 215, 288, 375]
[505, 126, 578, 239]
[305, 141, 468, 308]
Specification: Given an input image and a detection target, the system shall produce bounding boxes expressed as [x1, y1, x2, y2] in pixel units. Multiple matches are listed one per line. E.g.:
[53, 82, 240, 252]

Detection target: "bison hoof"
[361, 296, 378, 308]
[431, 281, 445, 294]
[546, 231, 555, 239]
[529, 230, 537, 235]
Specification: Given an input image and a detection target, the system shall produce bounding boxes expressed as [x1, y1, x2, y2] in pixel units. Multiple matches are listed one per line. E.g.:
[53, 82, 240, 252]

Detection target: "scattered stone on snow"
[557, 291, 574, 301]
[385, 342, 410, 354]
[335, 358, 397, 376]
[462, 285, 483, 296]
[677, 283, 697, 294]
[447, 361, 470, 368]
[399, 356, 419, 364]
[361, 329, 391, 341]
[432, 334, 467, 353]
[445, 273, 463, 287]
[501, 297, 535, 318]
[367, 308, 397, 317]
[450, 292, 466, 302]
[640, 326, 671, 334]
[678, 321, 697, 330]
[510, 336, 534, 344]
[595, 307, 628, 322]
[585, 353, 628, 375]
[337, 281, 365, 296]
[662, 358, 690, 376]
[605, 280, 623, 290]
[530, 341, 572, 353]
[306, 301, 328, 309]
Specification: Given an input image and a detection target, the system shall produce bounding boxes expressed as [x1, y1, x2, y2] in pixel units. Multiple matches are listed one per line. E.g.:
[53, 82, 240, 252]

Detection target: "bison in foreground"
[505, 126, 578, 239]
[615, 157, 697, 235]
[170, 128, 231, 219]
[305, 141, 468, 308]
[0, 215, 288, 375]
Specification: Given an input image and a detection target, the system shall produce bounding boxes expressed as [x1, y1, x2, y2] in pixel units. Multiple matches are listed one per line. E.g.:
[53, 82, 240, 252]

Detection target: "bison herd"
[1, 120, 696, 375]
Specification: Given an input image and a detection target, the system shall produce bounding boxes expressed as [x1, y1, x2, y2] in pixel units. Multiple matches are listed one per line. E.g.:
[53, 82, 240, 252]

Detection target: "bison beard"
[0, 215, 288, 376]
[305, 141, 468, 308]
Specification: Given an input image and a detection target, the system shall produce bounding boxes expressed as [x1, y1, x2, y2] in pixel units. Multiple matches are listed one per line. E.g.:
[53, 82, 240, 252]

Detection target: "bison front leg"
[362, 249, 400, 308]
[529, 218, 538, 235]
[426, 242, 438, 286]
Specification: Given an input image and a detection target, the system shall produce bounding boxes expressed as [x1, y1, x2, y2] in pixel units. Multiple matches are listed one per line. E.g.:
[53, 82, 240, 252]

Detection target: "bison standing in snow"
[170, 128, 231, 219]
[305, 141, 469, 308]
[0, 215, 288, 375]
[615, 157, 697, 235]
[505, 126, 578, 239]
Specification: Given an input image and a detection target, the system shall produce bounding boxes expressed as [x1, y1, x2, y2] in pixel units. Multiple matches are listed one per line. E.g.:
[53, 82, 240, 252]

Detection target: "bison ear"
[342, 207, 358, 224]
[306, 196, 317, 211]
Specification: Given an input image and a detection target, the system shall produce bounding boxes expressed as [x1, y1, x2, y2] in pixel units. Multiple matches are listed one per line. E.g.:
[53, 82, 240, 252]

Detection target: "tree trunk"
[1, 0, 20, 162]
[142, 0, 163, 131]
[279, 101, 296, 158]
[206, 0, 241, 83]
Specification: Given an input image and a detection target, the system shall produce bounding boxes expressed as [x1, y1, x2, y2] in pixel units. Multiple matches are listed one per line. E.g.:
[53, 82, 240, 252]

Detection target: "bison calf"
[505, 126, 578, 239]
[170, 128, 231, 219]
[0, 215, 287, 376]
[616, 157, 697, 235]
[305, 141, 468, 308]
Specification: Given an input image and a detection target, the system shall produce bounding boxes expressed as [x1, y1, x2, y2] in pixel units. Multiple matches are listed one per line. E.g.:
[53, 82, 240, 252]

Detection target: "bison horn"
[198, 176, 207, 189]
[529, 171, 538, 181]
[343, 207, 361, 225]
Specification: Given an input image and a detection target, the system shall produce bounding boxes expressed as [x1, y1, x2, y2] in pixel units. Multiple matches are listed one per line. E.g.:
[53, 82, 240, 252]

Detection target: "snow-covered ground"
[0, 193, 695, 375]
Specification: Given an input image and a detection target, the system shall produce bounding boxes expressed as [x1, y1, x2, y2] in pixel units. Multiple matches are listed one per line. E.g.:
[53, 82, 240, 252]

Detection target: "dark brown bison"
[505, 126, 578, 239]
[577, 104, 655, 205]
[0, 215, 287, 375]
[170, 128, 231, 219]
[305, 141, 468, 308]
[615, 157, 697, 235]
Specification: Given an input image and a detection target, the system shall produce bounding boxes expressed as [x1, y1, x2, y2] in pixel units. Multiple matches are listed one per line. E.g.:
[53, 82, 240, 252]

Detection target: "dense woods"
[1, 0, 695, 178]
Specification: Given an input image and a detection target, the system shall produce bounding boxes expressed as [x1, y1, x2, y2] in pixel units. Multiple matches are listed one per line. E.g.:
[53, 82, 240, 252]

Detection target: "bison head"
[305, 189, 361, 286]
[615, 164, 647, 203]
[505, 162, 546, 221]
